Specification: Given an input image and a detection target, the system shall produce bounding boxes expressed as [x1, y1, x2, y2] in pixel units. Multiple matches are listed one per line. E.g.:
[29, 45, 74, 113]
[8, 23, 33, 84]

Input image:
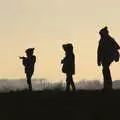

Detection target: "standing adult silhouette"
[97, 27, 120, 90]
[19, 48, 36, 91]
[61, 43, 76, 91]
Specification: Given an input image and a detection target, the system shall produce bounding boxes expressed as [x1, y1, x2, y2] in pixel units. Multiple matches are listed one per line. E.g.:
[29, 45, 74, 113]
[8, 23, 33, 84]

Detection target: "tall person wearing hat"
[97, 27, 120, 90]
[19, 48, 36, 91]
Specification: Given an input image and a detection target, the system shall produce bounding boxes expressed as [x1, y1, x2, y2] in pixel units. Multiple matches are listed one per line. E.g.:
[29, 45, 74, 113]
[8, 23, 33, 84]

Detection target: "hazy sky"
[0, 0, 120, 82]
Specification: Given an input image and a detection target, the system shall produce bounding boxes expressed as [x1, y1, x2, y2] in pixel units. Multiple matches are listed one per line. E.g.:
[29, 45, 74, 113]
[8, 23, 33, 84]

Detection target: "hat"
[63, 43, 73, 51]
[25, 48, 35, 53]
[99, 26, 108, 35]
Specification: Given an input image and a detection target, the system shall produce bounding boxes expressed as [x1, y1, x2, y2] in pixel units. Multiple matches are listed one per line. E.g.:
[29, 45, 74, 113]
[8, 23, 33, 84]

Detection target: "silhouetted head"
[25, 48, 35, 57]
[62, 43, 73, 54]
[99, 26, 109, 37]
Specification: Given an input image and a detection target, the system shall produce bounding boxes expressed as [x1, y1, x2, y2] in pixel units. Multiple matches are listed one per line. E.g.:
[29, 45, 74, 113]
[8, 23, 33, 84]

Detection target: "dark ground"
[0, 90, 120, 120]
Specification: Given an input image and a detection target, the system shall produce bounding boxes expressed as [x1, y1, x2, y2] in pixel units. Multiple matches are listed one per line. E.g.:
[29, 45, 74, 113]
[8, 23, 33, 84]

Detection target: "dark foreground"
[0, 90, 120, 120]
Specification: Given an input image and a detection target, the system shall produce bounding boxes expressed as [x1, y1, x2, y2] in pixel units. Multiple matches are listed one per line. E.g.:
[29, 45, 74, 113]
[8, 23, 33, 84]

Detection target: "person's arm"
[97, 40, 102, 66]
[112, 38, 120, 50]
[22, 57, 27, 66]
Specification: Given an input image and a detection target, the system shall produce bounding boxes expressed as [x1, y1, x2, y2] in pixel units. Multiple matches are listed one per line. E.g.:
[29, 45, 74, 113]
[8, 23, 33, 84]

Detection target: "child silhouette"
[20, 48, 36, 91]
[61, 43, 76, 91]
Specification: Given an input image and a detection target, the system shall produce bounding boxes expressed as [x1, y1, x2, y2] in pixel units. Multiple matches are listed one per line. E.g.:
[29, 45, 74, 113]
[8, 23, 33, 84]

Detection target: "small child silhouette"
[61, 43, 76, 91]
[19, 48, 36, 91]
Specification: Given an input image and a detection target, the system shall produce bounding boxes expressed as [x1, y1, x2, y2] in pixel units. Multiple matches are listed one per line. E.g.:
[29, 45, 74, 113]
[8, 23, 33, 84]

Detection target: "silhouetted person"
[19, 48, 36, 91]
[97, 27, 120, 90]
[61, 43, 76, 91]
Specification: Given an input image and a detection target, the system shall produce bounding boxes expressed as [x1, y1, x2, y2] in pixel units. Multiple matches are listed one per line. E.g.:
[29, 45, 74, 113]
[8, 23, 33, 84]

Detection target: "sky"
[0, 0, 120, 82]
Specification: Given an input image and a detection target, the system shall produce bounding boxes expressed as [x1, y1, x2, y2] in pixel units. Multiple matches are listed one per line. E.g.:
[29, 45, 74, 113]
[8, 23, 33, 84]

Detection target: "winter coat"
[97, 36, 120, 65]
[62, 53, 75, 75]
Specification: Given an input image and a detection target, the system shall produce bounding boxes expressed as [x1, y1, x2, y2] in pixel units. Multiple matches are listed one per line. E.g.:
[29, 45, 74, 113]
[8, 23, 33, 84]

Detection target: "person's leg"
[26, 73, 32, 91]
[66, 74, 71, 91]
[102, 62, 112, 90]
[69, 75, 76, 91]
[66, 74, 76, 91]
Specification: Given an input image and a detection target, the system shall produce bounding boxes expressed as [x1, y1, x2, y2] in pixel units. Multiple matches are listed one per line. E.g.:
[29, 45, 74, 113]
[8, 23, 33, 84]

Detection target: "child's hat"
[63, 43, 73, 51]
[25, 48, 35, 53]
[99, 26, 108, 35]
